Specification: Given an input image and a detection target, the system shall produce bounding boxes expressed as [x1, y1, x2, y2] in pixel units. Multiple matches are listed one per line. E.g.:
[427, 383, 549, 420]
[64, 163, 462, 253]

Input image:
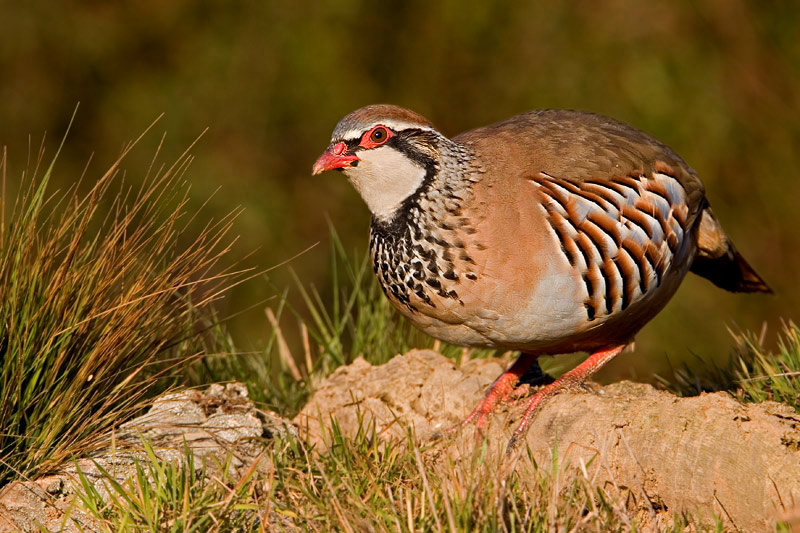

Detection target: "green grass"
[661, 322, 800, 410]
[69, 414, 727, 531]
[73, 439, 265, 532]
[0, 122, 241, 487]
[266, 418, 639, 532]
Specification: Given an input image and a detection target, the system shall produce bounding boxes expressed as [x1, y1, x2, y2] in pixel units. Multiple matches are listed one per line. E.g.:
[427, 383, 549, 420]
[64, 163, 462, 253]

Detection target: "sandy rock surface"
[296, 349, 800, 532]
[0, 383, 295, 532]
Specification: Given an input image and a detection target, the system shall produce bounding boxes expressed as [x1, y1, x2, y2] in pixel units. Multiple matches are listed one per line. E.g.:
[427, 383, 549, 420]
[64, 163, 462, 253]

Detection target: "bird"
[312, 104, 771, 451]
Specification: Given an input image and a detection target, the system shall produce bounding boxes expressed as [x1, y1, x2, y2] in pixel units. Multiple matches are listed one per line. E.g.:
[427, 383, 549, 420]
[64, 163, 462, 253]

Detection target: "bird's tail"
[689, 206, 772, 293]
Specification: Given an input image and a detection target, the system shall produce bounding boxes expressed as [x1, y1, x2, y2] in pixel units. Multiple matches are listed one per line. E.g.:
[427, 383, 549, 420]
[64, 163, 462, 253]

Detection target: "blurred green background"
[1, 0, 798, 380]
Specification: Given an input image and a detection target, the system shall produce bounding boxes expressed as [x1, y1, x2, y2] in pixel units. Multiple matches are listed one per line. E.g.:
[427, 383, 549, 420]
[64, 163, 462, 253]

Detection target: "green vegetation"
[71, 421, 720, 531]
[69, 408, 734, 531]
[73, 439, 265, 532]
[664, 322, 800, 411]
[266, 422, 643, 532]
[0, 128, 240, 487]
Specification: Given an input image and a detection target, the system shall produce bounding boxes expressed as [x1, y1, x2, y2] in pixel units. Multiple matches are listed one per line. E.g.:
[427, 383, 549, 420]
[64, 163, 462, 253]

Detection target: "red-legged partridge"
[313, 105, 771, 450]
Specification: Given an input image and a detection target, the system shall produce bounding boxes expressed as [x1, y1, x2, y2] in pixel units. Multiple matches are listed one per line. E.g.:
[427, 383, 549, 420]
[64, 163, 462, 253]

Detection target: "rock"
[0, 383, 296, 532]
[295, 349, 800, 532]
[295, 350, 504, 446]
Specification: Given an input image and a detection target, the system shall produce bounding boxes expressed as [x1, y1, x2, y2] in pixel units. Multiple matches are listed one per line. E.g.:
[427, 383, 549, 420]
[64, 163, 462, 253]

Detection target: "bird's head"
[313, 104, 442, 222]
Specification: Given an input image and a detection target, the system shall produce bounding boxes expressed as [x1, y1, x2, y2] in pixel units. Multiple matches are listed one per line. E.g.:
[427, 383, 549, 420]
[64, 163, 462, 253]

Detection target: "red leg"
[449, 353, 539, 433]
[506, 344, 626, 453]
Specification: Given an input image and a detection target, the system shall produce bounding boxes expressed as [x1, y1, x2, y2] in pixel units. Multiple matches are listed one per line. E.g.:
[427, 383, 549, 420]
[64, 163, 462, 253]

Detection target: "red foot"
[448, 353, 538, 433]
[506, 344, 626, 453]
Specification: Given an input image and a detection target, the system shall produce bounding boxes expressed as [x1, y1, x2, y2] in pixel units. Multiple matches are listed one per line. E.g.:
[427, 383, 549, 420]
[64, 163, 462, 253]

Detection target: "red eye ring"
[360, 125, 394, 149]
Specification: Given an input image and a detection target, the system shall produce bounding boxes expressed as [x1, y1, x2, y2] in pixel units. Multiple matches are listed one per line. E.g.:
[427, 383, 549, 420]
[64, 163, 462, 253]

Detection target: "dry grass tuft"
[0, 117, 243, 487]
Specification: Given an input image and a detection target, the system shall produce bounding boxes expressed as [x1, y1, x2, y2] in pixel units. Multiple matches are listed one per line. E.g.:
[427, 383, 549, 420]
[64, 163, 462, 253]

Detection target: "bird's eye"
[370, 127, 387, 144]
[360, 125, 393, 148]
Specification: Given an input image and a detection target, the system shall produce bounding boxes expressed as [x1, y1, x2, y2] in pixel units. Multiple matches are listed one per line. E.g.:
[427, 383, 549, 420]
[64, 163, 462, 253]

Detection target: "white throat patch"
[344, 146, 427, 222]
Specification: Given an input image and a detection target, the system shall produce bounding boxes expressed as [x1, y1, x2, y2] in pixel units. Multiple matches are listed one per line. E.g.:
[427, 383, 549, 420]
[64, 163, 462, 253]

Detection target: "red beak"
[312, 142, 359, 175]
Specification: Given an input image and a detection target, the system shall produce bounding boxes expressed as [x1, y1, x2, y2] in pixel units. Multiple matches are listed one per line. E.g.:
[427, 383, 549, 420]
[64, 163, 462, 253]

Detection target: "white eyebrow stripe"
[336, 122, 435, 142]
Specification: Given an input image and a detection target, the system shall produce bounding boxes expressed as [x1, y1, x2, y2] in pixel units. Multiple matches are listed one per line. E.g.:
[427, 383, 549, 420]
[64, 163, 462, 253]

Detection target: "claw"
[507, 383, 531, 401]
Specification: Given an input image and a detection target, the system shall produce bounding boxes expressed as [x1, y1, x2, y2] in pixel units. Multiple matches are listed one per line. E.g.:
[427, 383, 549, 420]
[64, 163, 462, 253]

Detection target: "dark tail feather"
[690, 207, 772, 294]
[690, 246, 772, 293]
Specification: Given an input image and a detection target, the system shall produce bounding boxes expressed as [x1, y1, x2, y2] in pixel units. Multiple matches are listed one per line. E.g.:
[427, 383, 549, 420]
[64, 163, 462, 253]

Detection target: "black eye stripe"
[339, 127, 429, 153]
